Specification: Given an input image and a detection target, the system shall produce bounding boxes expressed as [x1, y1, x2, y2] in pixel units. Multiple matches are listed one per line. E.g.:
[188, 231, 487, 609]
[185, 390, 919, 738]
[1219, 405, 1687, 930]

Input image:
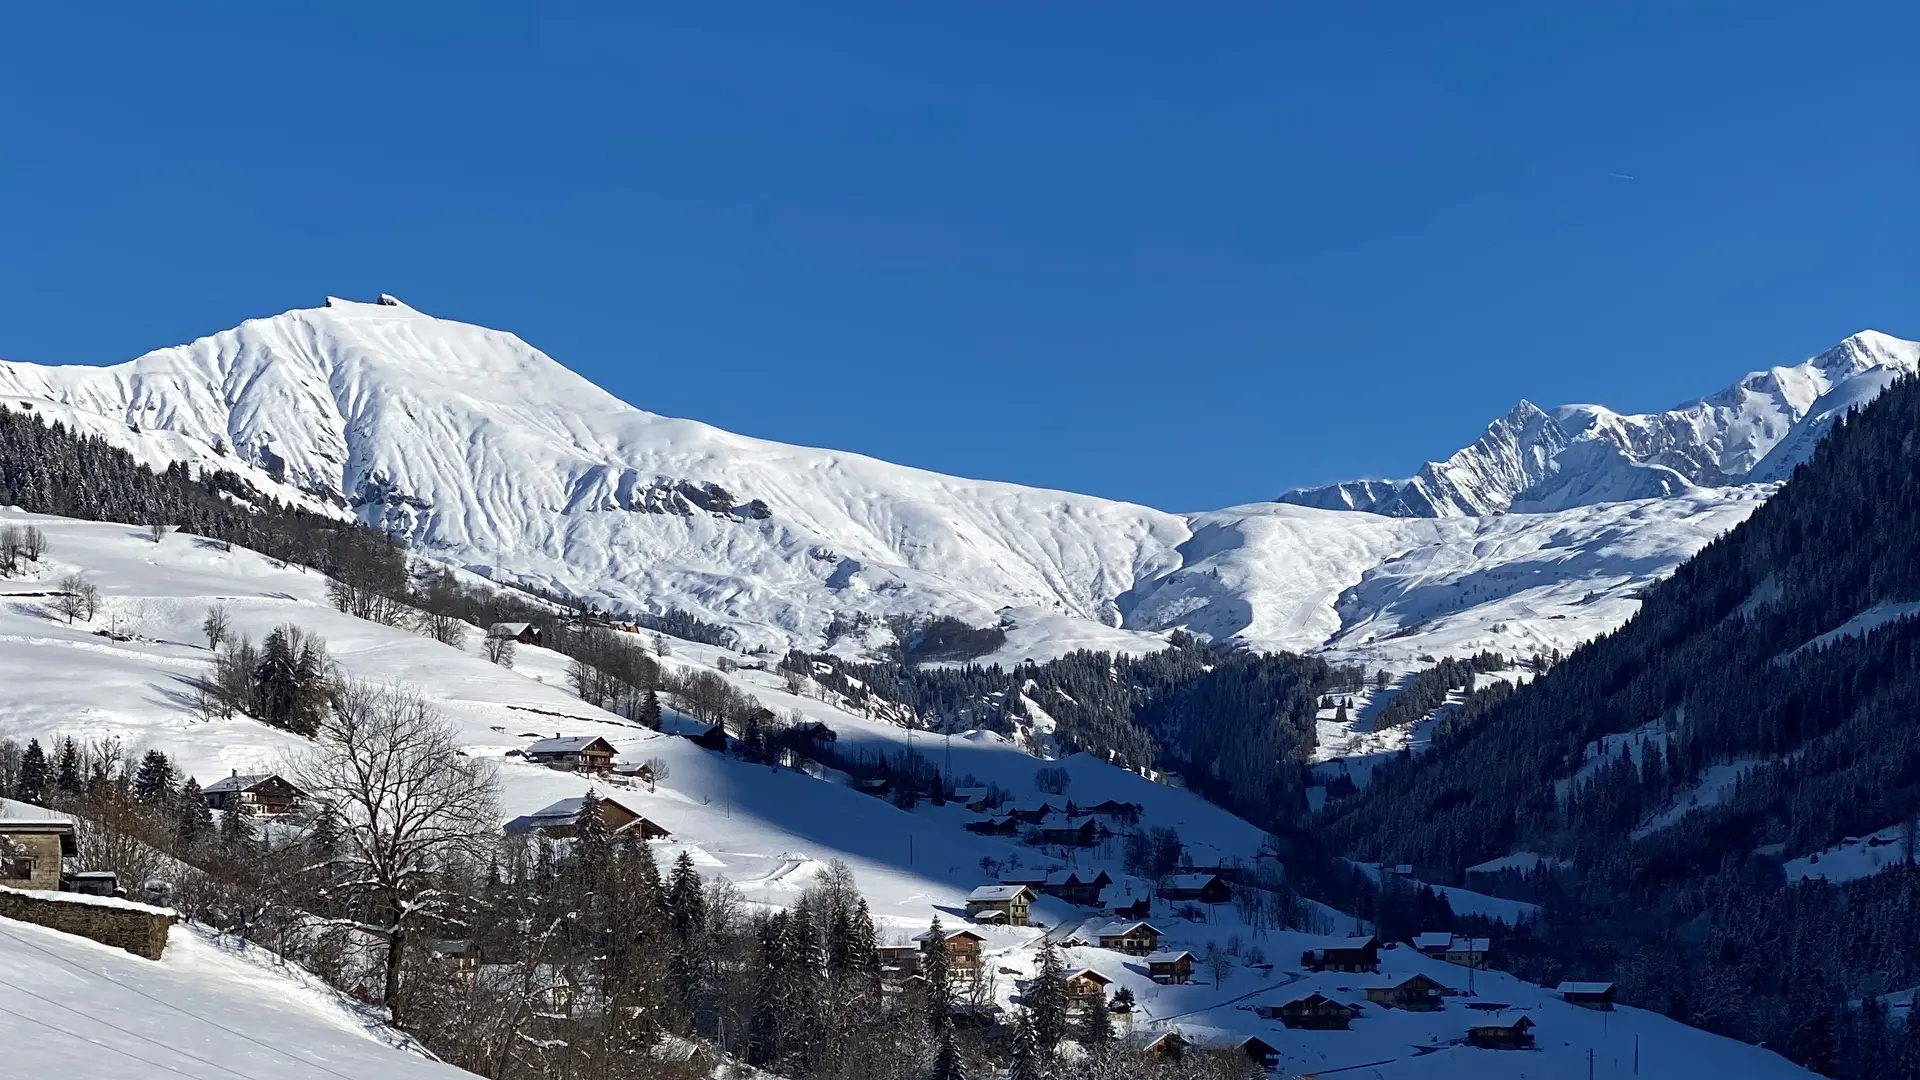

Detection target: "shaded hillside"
[1319, 374, 1920, 1076]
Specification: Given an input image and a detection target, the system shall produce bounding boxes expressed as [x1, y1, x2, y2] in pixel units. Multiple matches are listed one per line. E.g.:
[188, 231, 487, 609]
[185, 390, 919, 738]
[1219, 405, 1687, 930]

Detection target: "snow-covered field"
[0, 507, 1825, 1076]
[0, 296, 1782, 673]
[0, 916, 464, 1079]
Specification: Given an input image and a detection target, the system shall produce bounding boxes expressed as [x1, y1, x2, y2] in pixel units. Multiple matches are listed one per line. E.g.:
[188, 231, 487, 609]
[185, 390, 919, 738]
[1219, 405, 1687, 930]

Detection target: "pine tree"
[132, 749, 175, 804]
[1009, 1010, 1042, 1080]
[667, 849, 706, 938]
[174, 778, 213, 848]
[929, 1029, 965, 1080]
[923, 915, 953, 1033]
[217, 806, 253, 850]
[54, 738, 81, 800]
[638, 687, 663, 731]
[16, 738, 48, 805]
[571, 789, 613, 897]
[1028, 937, 1069, 1055]
[308, 800, 341, 856]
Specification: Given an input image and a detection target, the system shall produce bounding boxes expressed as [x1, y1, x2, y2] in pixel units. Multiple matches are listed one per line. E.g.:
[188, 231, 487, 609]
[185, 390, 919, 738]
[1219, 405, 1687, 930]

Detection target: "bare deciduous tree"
[416, 610, 467, 649]
[482, 633, 515, 668]
[18, 526, 45, 562]
[288, 680, 499, 1021]
[202, 603, 231, 650]
[54, 573, 99, 623]
[642, 756, 669, 793]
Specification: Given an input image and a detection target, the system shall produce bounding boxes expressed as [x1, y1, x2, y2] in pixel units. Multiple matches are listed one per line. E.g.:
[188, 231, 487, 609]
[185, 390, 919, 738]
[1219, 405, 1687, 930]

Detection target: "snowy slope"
[0, 916, 464, 1079]
[1282, 329, 1920, 517]
[0, 509, 1818, 1078]
[0, 297, 1767, 668]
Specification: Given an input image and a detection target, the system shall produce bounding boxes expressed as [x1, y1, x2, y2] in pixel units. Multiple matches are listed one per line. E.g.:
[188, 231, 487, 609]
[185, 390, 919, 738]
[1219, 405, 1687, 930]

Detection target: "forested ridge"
[1321, 374, 1920, 1076]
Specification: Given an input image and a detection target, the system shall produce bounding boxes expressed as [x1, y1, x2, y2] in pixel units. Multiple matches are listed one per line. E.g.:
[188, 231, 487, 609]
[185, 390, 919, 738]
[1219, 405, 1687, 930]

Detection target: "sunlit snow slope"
[0, 296, 1791, 666]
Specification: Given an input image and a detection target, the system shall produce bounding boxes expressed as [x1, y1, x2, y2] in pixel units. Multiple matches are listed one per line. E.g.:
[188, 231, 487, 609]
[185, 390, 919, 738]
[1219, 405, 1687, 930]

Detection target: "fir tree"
[1028, 937, 1069, 1055]
[308, 800, 341, 856]
[667, 849, 706, 939]
[217, 806, 253, 850]
[16, 738, 48, 805]
[132, 749, 175, 804]
[1075, 988, 1113, 1045]
[923, 915, 953, 1033]
[1009, 1010, 1042, 1080]
[638, 687, 663, 731]
[174, 778, 213, 847]
[54, 737, 81, 800]
[571, 789, 613, 898]
[928, 1029, 965, 1080]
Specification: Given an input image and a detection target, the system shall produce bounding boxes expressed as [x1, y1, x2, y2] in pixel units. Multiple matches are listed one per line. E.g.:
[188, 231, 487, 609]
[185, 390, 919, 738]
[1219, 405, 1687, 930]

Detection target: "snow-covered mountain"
[1281, 329, 1920, 517]
[0, 296, 1805, 667]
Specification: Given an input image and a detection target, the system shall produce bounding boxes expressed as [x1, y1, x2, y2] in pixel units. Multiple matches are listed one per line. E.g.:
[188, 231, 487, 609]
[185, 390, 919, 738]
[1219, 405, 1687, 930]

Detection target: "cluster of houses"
[960, 797, 1142, 850]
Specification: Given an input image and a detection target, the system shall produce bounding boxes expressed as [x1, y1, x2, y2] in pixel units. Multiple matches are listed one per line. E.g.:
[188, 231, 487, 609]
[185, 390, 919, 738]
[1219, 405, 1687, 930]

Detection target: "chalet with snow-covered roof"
[875, 944, 921, 985]
[1441, 936, 1489, 967]
[1267, 992, 1362, 1030]
[488, 622, 543, 646]
[952, 787, 993, 811]
[966, 814, 1021, 836]
[1467, 1014, 1536, 1050]
[201, 772, 308, 816]
[914, 927, 985, 972]
[965, 884, 1034, 925]
[1364, 973, 1445, 1011]
[1063, 968, 1112, 1004]
[1004, 802, 1057, 825]
[1160, 872, 1230, 904]
[1000, 868, 1112, 906]
[1412, 930, 1453, 953]
[1144, 949, 1196, 984]
[0, 818, 75, 890]
[1140, 1031, 1188, 1059]
[523, 735, 617, 773]
[682, 723, 730, 753]
[1079, 799, 1142, 823]
[1030, 814, 1097, 848]
[503, 794, 670, 840]
[1230, 1035, 1280, 1070]
[1096, 920, 1161, 955]
[1555, 981, 1616, 1011]
[428, 939, 481, 974]
[1303, 934, 1380, 973]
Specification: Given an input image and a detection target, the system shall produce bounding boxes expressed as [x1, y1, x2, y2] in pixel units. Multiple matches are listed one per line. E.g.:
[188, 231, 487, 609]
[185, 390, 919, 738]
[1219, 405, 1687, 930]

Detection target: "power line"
[0, 999, 211, 1080]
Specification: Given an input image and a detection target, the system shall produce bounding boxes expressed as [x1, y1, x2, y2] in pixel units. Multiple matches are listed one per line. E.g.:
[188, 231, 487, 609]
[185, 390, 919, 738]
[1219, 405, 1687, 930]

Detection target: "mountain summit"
[1280, 330, 1920, 517]
[0, 297, 1836, 665]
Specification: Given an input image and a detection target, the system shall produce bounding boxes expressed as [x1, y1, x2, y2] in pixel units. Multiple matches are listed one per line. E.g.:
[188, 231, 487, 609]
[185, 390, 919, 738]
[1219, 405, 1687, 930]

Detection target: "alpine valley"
[3, 295, 1917, 1080]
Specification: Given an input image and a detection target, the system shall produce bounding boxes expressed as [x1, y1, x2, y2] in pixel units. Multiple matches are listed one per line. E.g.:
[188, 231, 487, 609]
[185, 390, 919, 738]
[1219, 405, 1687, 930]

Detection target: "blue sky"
[0, 4, 1913, 511]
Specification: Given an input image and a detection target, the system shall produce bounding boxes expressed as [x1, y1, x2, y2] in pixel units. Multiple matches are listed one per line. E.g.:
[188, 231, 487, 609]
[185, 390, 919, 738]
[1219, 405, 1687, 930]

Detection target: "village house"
[1364, 973, 1445, 1011]
[611, 760, 655, 785]
[1110, 894, 1151, 919]
[1063, 967, 1113, 1006]
[965, 884, 1034, 926]
[1144, 949, 1196, 985]
[1267, 993, 1362, 1030]
[503, 794, 671, 840]
[1555, 982, 1616, 1011]
[1004, 802, 1057, 825]
[1029, 814, 1098, 848]
[966, 814, 1022, 836]
[1303, 934, 1380, 973]
[428, 939, 481, 975]
[1140, 1031, 1188, 1059]
[1230, 1035, 1280, 1071]
[1000, 868, 1112, 906]
[1079, 799, 1142, 824]
[1096, 919, 1162, 956]
[522, 735, 617, 773]
[682, 723, 730, 753]
[952, 787, 993, 811]
[0, 818, 75, 890]
[201, 772, 309, 816]
[914, 927, 985, 973]
[1442, 936, 1490, 967]
[875, 944, 922, 985]
[488, 622, 544, 646]
[1160, 872, 1231, 904]
[854, 777, 893, 798]
[1467, 1015, 1536, 1050]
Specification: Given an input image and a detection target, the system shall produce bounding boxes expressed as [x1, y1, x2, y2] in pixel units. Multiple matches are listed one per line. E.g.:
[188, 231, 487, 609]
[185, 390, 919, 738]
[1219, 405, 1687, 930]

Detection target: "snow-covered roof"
[1164, 873, 1222, 890]
[202, 773, 275, 794]
[506, 794, 644, 831]
[1093, 920, 1160, 938]
[489, 622, 534, 636]
[0, 817, 74, 832]
[967, 885, 1031, 902]
[1413, 931, 1453, 949]
[1555, 981, 1615, 995]
[1143, 950, 1196, 964]
[525, 735, 612, 754]
[1065, 968, 1112, 985]
[912, 927, 984, 944]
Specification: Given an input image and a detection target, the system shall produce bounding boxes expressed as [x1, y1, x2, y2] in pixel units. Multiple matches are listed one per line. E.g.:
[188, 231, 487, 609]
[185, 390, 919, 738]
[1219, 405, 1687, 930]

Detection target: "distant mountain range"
[0, 296, 1899, 667]
[1279, 330, 1920, 517]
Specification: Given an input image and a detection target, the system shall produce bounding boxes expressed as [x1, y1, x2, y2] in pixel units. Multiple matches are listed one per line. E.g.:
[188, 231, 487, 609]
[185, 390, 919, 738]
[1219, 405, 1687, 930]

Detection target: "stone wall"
[0, 886, 175, 959]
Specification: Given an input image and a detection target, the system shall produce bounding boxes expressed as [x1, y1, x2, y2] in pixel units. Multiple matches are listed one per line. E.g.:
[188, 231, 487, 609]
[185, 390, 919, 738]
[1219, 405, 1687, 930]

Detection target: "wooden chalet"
[1063, 967, 1113, 1004]
[966, 814, 1022, 836]
[1144, 949, 1196, 985]
[1231, 1035, 1280, 1070]
[0, 818, 75, 891]
[1160, 872, 1231, 904]
[1304, 934, 1380, 973]
[1467, 1014, 1536, 1050]
[854, 777, 894, 798]
[428, 939, 481, 974]
[1080, 799, 1142, 823]
[1140, 1031, 1188, 1059]
[875, 944, 921, 985]
[965, 884, 1034, 926]
[1270, 992, 1362, 1030]
[1415, 931, 1489, 966]
[1364, 973, 1445, 1011]
[488, 622, 543, 646]
[1004, 802, 1057, 825]
[1555, 982, 1616, 1011]
[682, 723, 730, 752]
[202, 772, 308, 816]
[1030, 815, 1098, 848]
[915, 927, 985, 973]
[503, 794, 671, 840]
[1000, 868, 1112, 906]
[523, 735, 617, 773]
[1111, 894, 1151, 919]
[1096, 920, 1162, 956]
